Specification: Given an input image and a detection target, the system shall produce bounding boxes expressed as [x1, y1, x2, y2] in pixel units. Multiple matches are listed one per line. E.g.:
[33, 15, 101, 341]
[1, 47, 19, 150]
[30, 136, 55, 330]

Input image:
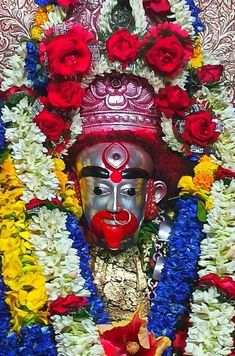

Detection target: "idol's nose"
[107, 186, 121, 213]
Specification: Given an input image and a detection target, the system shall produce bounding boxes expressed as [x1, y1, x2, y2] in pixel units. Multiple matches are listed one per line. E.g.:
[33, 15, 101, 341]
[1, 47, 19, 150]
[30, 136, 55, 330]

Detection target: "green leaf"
[197, 200, 207, 222]
[0, 148, 10, 164]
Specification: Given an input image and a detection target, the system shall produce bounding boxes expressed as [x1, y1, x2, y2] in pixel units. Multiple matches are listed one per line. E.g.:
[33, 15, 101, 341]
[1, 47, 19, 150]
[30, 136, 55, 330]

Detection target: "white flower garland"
[185, 177, 235, 354]
[0, 43, 32, 91]
[185, 288, 235, 355]
[129, 0, 147, 36]
[161, 116, 183, 152]
[29, 206, 103, 355]
[167, 0, 195, 36]
[1, 97, 59, 202]
[52, 315, 104, 356]
[61, 108, 83, 156]
[98, 0, 147, 37]
[29, 206, 89, 300]
[198, 179, 235, 277]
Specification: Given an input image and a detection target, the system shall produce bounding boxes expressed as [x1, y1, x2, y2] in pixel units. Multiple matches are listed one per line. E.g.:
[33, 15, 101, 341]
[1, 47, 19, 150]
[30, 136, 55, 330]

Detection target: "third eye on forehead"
[79, 166, 151, 180]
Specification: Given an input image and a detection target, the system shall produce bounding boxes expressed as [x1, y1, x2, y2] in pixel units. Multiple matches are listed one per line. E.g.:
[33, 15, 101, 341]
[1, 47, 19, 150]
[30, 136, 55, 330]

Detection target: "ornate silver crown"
[80, 73, 161, 135]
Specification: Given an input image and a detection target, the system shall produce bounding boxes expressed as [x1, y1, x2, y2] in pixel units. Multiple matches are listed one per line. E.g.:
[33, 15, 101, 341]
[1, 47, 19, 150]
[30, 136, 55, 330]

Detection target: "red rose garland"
[143, 0, 171, 15]
[145, 23, 193, 78]
[56, 0, 80, 6]
[106, 29, 141, 69]
[181, 110, 220, 147]
[196, 64, 223, 84]
[47, 81, 85, 110]
[43, 25, 93, 77]
[155, 84, 190, 118]
[34, 110, 68, 141]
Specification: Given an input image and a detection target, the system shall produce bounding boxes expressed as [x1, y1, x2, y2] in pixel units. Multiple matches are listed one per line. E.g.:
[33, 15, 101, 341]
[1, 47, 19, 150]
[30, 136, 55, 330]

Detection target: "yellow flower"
[53, 158, 65, 171]
[2, 251, 22, 281]
[178, 176, 209, 201]
[194, 155, 218, 175]
[190, 37, 203, 69]
[193, 171, 214, 191]
[34, 11, 48, 26]
[31, 25, 43, 41]
[63, 194, 83, 218]
[45, 4, 53, 11]
[205, 197, 214, 211]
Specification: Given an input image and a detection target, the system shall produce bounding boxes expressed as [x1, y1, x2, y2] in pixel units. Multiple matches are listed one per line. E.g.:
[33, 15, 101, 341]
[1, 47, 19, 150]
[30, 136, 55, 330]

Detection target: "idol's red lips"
[90, 210, 138, 249]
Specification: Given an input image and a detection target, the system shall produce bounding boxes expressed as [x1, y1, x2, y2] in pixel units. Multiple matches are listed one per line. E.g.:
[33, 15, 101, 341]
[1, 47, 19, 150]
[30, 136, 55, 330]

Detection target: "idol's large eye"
[93, 186, 110, 196]
[93, 187, 103, 195]
[121, 187, 136, 196]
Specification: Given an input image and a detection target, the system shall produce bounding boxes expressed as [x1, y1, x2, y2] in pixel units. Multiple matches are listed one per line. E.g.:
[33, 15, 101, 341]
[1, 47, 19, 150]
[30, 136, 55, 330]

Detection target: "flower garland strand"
[28, 207, 104, 355]
[0, 156, 48, 331]
[66, 213, 109, 324]
[0, 257, 57, 356]
[148, 197, 205, 355]
[1, 97, 59, 202]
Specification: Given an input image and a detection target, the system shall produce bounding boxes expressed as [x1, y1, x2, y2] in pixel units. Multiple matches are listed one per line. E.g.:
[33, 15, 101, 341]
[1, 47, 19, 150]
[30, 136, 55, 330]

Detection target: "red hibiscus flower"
[49, 295, 88, 316]
[196, 64, 223, 84]
[198, 274, 235, 299]
[46, 25, 93, 76]
[34, 109, 68, 141]
[145, 22, 192, 78]
[99, 309, 171, 356]
[143, 0, 171, 15]
[181, 110, 220, 147]
[47, 80, 85, 110]
[155, 84, 190, 117]
[106, 29, 141, 69]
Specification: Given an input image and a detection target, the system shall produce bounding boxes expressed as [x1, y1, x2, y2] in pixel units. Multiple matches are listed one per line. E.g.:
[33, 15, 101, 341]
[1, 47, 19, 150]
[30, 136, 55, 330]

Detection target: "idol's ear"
[153, 180, 167, 204]
[145, 180, 167, 221]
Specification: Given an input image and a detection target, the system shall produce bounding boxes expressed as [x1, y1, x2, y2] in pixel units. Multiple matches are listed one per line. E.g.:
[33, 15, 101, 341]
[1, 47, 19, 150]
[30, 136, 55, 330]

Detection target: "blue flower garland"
[0, 104, 6, 149]
[148, 197, 205, 355]
[186, 0, 205, 33]
[0, 259, 57, 355]
[25, 41, 48, 94]
[66, 213, 109, 324]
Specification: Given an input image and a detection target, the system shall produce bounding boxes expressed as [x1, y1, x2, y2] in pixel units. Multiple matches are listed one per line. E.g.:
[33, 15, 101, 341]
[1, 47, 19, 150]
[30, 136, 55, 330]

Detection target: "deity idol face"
[75, 142, 166, 250]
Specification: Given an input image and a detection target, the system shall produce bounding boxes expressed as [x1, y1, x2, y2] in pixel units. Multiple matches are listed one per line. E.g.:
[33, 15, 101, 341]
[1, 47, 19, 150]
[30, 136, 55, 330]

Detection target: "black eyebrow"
[79, 166, 109, 179]
[121, 168, 150, 179]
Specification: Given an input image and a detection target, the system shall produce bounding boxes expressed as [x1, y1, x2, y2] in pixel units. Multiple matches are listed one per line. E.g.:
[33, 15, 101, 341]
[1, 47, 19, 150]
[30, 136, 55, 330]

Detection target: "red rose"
[198, 274, 235, 298]
[197, 64, 223, 84]
[34, 109, 67, 141]
[143, 0, 170, 14]
[49, 295, 88, 316]
[26, 198, 62, 210]
[146, 36, 186, 78]
[46, 25, 93, 76]
[181, 110, 220, 147]
[47, 80, 85, 110]
[56, 0, 79, 6]
[106, 29, 140, 69]
[155, 84, 190, 117]
[0, 85, 34, 100]
[215, 167, 235, 180]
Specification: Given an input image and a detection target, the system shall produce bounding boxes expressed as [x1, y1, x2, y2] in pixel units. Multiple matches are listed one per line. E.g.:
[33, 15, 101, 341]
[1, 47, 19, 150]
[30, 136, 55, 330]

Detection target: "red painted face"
[90, 210, 139, 250]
